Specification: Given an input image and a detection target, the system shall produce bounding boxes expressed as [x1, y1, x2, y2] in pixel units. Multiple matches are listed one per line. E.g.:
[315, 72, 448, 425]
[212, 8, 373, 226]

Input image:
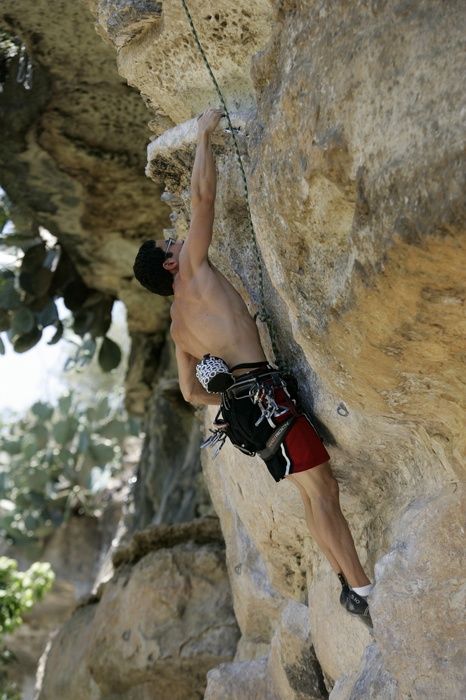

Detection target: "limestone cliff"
[1, 1, 465, 699]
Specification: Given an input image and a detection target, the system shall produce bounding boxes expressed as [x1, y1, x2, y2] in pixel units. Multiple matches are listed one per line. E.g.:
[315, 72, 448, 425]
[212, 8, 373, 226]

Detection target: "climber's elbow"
[181, 387, 194, 404]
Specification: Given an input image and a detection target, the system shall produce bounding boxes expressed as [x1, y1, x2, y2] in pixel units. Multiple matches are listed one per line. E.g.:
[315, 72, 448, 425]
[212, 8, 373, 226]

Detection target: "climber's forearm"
[191, 132, 217, 202]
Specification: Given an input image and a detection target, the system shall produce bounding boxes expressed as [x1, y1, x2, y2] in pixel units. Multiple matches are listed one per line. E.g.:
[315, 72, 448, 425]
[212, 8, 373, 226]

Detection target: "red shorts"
[263, 388, 330, 481]
[221, 376, 330, 482]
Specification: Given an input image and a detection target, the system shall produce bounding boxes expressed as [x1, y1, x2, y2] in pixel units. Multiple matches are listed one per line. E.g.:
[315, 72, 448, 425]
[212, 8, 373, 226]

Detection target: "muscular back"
[170, 259, 266, 367]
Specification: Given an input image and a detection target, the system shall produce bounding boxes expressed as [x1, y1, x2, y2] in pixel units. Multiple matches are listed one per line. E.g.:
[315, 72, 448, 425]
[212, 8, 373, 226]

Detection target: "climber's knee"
[289, 462, 339, 503]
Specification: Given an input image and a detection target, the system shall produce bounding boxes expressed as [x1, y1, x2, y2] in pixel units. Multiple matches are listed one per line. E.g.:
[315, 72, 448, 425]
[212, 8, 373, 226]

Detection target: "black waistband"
[223, 368, 282, 400]
[230, 360, 271, 372]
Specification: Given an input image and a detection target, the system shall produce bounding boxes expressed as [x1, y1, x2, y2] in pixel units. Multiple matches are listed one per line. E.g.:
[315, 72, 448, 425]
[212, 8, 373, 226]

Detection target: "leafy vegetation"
[0, 557, 54, 699]
[0, 392, 139, 549]
[0, 32, 135, 698]
[0, 557, 54, 635]
[0, 193, 122, 372]
[0, 31, 26, 93]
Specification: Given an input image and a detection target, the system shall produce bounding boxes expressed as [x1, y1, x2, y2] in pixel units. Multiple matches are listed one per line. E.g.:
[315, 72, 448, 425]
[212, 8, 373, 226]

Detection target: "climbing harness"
[180, 0, 287, 373]
[201, 367, 294, 459]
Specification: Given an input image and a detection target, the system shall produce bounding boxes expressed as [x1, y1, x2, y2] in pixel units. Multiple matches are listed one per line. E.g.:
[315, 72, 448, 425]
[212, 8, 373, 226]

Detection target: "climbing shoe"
[338, 573, 350, 607]
[344, 589, 373, 628]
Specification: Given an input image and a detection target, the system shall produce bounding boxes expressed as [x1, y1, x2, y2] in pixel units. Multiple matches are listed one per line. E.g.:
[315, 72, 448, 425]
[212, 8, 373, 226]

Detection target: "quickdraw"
[251, 383, 289, 426]
[200, 427, 227, 459]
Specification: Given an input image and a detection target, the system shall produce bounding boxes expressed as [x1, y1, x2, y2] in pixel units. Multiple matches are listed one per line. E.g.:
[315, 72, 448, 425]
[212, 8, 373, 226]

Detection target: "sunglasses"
[164, 237, 176, 257]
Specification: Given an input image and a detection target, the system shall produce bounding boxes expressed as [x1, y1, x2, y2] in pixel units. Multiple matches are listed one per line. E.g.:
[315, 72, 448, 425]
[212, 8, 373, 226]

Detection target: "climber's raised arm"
[183, 108, 224, 269]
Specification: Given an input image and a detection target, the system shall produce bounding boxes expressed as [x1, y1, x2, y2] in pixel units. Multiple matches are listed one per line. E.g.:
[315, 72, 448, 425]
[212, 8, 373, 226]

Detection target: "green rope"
[179, 0, 286, 373]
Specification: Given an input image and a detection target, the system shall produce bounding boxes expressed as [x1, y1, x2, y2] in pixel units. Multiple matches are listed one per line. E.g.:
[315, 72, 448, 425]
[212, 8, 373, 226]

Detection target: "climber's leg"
[286, 463, 371, 589]
[292, 477, 342, 574]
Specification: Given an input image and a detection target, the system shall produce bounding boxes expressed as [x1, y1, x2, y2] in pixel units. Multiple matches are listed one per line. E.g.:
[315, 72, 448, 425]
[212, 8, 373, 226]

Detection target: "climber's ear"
[163, 258, 178, 273]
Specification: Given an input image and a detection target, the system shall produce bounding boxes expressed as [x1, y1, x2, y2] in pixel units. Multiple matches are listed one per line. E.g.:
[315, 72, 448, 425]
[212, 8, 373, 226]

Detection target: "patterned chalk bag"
[196, 354, 235, 393]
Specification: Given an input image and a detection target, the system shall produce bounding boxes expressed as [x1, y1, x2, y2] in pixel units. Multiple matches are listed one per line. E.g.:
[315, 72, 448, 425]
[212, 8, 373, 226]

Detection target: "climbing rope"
[179, 0, 287, 373]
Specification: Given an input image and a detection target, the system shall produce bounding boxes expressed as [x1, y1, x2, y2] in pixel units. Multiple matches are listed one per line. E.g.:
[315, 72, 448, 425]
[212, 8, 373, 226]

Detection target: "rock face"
[204, 599, 328, 700]
[36, 518, 239, 700]
[129, 334, 212, 531]
[0, 0, 172, 415]
[1, 442, 135, 699]
[369, 488, 466, 699]
[1, 1, 465, 698]
[0, 0, 171, 334]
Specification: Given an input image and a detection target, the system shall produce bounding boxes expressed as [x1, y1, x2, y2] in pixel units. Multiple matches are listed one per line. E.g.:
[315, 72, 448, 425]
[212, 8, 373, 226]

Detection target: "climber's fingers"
[196, 107, 226, 134]
[196, 107, 224, 120]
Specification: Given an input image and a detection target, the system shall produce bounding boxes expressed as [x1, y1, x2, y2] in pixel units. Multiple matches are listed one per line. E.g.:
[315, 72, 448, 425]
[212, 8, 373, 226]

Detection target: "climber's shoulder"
[176, 252, 215, 291]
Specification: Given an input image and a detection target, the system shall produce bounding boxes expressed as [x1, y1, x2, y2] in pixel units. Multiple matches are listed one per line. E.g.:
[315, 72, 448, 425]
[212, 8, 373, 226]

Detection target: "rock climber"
[133, 107, 374, 625]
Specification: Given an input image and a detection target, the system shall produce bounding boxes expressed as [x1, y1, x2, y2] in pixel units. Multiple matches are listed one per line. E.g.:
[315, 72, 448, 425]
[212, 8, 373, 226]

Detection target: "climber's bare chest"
[169, 264, 262, 363]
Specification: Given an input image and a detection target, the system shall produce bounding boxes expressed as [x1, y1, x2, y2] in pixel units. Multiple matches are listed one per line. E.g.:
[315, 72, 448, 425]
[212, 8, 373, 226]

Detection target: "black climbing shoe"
[338, 573, 350, 607]
[344, 589, 373, 628]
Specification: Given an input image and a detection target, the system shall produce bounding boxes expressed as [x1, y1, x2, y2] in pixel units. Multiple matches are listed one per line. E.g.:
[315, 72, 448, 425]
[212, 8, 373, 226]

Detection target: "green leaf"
[27, 469, 49, 490]
[13, 326, 42, 353]
[77, 429, 90, 453]
[0, 309, 10, 331]
[48, 250, 76, 296]
[0, 278, 21, 310]
[88, 299, 113, 338]
[85, 406, 95, 422]
[31, 401, 54, 421]
[128, 417, 141, 436]
[63, 279, 91, 311]
[35, 299, 58, 328]
[24, 512, 40, 531]
[52, 417, 78, 445]
[97, 420, 126, 440]
[21, 434, 38, 460]
[0, 231, 41, 248]
[72, 309, 94, 336]
[98, 337, 121, 372]
[47, 321, 64, 345]
[57, 448, 75, 472]
[26, 294, 50, 311]
[4, 527, 32, 546]
[0, 516, 15, 538]
[11, 306, 35, 334]
[58, 393, 73, 415]
[0, 206, 8, 232]
[0, 556, 54, 630]
[0, 335, 5, 355]
[19, 268, 53, 296]
[27, 492, 47, 508]
[20, 243, 46, 272]
[0, 439, 21, 455]
[88, 442, 115, 465]
[31, 424, 49, 450]
[75, 459, 93, 489]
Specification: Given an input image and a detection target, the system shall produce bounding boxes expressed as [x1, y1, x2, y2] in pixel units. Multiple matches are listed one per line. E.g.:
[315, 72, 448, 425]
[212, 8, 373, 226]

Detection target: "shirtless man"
[133, 107, 373, 624]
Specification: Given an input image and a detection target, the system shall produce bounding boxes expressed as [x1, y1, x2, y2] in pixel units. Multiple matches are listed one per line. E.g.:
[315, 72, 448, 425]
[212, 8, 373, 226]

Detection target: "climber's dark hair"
[133, 240, 174, 297]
